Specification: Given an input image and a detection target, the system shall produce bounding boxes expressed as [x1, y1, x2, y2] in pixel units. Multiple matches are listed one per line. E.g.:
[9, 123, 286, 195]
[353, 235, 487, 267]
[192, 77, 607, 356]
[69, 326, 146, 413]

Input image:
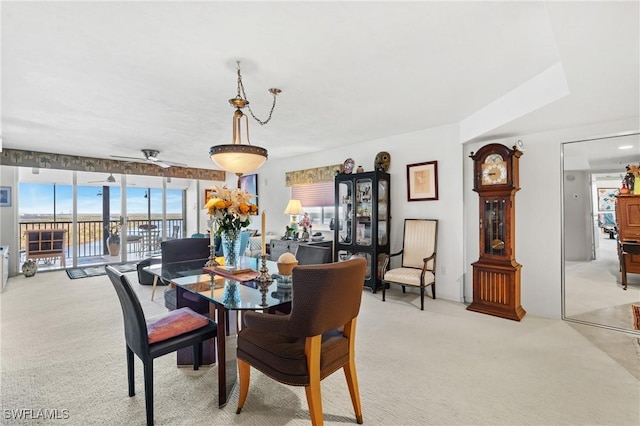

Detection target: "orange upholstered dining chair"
[106, 266, 217, 426]
[235, 257, 367, 426]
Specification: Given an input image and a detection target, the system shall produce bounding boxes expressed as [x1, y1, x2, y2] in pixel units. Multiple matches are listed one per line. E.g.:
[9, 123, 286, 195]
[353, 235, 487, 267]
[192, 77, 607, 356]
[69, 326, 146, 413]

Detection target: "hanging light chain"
[235, 62, 280, 126]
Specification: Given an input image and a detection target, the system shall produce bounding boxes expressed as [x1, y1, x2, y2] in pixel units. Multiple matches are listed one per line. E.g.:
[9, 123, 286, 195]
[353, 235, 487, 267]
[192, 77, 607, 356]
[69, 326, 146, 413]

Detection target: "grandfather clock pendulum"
[467, 143, 525, 321]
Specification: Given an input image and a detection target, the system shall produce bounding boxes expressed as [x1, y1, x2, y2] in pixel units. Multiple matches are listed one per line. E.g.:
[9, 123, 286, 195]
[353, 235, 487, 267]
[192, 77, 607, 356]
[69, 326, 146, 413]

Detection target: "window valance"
[0, 148, 226, 181]
[285, 164, 342, 187]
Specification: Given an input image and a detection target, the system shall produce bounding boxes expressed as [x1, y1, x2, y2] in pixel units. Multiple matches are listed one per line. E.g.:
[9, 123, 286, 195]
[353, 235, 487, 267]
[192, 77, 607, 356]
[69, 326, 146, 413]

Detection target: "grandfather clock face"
[481, 154, 507, 186]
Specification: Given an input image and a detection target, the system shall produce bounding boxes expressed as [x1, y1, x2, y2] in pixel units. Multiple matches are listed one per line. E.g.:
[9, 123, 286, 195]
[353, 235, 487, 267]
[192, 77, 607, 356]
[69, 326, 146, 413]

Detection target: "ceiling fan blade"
[110, 154, 146, 162]
[112, 150, 185, 168]
[147, 157, 185, 168]
[160, 161, 187, 168]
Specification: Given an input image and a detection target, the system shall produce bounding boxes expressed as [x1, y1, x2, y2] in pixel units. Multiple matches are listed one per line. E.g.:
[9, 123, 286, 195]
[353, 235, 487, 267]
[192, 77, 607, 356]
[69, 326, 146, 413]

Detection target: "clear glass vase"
[221, 229, 241, 269]
[222, 280, 241, 308]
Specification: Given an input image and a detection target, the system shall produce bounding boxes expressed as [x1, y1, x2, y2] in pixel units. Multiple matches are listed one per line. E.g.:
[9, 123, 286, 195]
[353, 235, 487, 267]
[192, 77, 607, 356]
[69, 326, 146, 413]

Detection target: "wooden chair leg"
[420, 286, 425, 311]
[382, 281, 386, 301]
[236, 359, 251, 414]
[431, 283, 436, 299]
[151, 276, 159, 301]
[143, 359, 154, 426]
[343, 356, 363, 423]
[305, 336, 323, 425]
[126, 346, 135, 397]
[305, 384, 323, 426]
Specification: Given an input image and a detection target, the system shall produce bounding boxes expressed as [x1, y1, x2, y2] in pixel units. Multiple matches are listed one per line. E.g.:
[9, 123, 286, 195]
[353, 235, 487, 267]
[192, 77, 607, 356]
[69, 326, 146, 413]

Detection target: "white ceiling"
[2, 1, 639, 172]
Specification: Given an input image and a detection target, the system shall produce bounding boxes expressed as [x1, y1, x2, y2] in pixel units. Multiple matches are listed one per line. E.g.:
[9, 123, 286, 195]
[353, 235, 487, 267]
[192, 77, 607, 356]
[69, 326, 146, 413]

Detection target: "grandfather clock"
[467, 143, 525, 321]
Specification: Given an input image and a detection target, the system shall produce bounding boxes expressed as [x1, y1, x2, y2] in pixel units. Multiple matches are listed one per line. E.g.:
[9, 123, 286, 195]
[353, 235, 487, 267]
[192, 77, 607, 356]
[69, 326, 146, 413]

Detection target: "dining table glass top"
[145, 256, 293, 311]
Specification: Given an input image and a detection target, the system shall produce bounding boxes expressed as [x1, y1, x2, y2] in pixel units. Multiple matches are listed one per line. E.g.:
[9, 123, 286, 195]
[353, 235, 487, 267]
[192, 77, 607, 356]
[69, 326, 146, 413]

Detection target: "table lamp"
[284, 199, 303, 231]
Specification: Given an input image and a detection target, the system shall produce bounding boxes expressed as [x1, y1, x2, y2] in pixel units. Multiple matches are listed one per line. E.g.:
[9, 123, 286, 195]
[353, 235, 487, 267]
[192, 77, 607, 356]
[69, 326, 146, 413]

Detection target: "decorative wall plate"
[374, 151, 391, 172]
[343, 158, 355, 174]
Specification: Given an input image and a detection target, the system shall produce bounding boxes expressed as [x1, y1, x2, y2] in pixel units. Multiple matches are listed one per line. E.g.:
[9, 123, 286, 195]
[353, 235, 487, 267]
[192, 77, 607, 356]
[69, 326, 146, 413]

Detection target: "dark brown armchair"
[236, 257, 367, 425]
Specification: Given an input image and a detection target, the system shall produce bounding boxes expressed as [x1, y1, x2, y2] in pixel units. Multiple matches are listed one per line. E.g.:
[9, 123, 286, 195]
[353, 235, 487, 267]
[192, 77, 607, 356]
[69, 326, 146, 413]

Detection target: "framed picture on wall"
[597, 188, 618, 211]
[407, 161, 438, 201]
[239, 174, 259, 208]
[0, 186, 11, 207]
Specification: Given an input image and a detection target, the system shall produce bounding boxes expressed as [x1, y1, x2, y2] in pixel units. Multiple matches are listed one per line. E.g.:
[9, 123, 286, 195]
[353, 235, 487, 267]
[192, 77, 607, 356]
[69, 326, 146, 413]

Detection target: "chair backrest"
[295, 245, 332, 265]
[239, 231, 250, 256]
[161, 238, 210, 266]
[106, 265, 149, 357]
[401, 219, 438, 270]
[190, 233, 206, 238]
[288, 257, 367, 337]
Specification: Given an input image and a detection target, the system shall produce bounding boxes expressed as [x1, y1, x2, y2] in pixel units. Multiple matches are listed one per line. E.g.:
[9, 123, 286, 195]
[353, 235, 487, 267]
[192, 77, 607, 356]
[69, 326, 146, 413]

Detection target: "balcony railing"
[19, 219, 184, 260]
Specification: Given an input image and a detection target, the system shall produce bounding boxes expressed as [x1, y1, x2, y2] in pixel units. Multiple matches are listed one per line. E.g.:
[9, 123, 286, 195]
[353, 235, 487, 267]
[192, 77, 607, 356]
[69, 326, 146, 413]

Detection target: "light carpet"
[1, 271, 639, 425]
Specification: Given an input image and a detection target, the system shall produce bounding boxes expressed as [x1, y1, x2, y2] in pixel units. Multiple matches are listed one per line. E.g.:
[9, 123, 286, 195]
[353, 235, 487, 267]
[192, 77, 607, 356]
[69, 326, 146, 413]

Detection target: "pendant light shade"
[209, 61, 279, 177]
[209, 144, 268, 176]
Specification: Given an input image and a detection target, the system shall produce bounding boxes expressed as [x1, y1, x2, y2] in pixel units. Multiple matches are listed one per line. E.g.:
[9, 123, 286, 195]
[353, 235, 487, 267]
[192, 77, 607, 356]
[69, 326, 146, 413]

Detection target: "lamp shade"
[283, 199, 303, 215]
[209, 145, 268, 176]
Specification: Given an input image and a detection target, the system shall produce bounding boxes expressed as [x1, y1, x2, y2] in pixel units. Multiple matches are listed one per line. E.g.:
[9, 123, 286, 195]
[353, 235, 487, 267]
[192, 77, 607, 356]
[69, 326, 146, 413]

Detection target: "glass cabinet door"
[378, 178, 389, 245]
[337, 180, 353, 244]
[355, 178, 373, 246]
[483, 199, 506, 256]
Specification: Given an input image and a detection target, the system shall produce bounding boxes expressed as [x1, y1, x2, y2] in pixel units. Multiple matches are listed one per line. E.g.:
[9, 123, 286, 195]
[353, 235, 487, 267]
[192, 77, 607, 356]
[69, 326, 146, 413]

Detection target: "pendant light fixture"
[209, 61, 281, 177]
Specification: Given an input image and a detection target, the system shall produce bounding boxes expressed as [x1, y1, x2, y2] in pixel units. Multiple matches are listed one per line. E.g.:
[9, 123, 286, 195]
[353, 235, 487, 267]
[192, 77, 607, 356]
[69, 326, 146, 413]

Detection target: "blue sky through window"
[19, 183, 182, 216]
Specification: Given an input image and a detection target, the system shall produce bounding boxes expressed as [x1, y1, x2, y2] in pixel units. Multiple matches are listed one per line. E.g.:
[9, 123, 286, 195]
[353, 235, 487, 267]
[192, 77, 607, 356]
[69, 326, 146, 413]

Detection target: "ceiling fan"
[88, 173, 117, 184]
[110, 149, 186, 169]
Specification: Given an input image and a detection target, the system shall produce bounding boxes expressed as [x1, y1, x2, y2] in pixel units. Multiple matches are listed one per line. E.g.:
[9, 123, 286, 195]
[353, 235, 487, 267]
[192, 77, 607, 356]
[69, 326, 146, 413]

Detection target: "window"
[291, 182, 334, 230]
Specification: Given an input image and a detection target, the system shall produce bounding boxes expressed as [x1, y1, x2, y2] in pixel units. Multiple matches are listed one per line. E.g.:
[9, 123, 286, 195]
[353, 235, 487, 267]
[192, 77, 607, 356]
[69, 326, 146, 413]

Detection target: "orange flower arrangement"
[204, 185, 258, 236]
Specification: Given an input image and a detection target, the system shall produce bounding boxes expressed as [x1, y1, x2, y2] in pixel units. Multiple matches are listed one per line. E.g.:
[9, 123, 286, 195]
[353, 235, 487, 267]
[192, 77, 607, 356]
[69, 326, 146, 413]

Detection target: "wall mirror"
[562, 132, 640, 333]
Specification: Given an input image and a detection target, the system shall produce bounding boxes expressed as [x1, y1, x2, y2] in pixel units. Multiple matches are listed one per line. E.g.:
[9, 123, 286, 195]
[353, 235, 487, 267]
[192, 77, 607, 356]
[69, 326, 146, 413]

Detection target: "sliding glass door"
[18, 168, 187, 270]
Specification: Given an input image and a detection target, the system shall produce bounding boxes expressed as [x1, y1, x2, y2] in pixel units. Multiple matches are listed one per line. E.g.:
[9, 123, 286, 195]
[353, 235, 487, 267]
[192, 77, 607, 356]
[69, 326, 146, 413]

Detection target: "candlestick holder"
[205, 244, 219, 267]
[259, 284, 269, 307]
[256, 254, 273, 284]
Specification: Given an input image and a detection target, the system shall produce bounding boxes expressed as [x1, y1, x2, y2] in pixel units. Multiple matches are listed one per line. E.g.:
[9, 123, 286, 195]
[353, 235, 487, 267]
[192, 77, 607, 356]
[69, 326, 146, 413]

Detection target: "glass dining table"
[144, 256, 292, 408]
